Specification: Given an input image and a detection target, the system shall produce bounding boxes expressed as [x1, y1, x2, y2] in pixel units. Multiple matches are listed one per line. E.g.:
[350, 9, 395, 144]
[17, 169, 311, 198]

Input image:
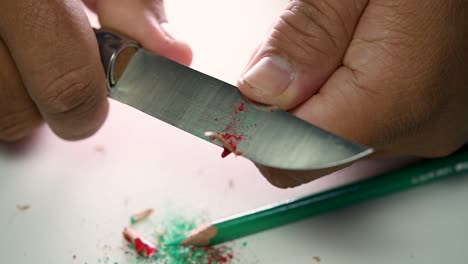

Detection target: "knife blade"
[95, 29, 373, 170]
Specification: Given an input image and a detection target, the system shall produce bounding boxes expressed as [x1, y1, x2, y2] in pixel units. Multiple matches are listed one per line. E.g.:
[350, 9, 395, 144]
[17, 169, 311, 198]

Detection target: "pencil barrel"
[209, 150, 468, 245]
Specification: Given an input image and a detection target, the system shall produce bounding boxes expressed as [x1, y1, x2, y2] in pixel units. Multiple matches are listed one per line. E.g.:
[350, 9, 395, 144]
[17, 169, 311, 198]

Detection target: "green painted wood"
[206, 150, 468, 245]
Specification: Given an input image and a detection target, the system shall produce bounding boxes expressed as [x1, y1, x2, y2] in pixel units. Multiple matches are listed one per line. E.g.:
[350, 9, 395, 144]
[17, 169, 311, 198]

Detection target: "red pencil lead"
[123, 227, 157, 257]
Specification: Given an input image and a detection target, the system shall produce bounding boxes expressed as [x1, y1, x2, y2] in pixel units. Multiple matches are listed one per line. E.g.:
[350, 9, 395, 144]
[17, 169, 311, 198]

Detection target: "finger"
[0, 39, 41, 142]
[237, 0, 369, 110]
[256, 163, 304, 189]
[0, 0, 109, 140]
[95, 0, 193, 65]
[256, 163, 346, 189]
[294, 0, 462, 156]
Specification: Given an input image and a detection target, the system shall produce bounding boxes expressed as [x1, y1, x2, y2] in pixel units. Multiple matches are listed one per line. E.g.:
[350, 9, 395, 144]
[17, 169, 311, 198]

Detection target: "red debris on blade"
[237, 102, 245, 112]
[221, 147, 232, 158]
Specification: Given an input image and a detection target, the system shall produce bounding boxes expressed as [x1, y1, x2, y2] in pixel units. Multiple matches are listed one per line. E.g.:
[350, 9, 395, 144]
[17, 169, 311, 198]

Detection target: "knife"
[94, 28, 373, 170]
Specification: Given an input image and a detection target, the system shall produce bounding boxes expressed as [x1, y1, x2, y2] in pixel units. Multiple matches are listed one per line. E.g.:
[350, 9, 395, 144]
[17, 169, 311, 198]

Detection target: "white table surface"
[1, 1, 468, 263]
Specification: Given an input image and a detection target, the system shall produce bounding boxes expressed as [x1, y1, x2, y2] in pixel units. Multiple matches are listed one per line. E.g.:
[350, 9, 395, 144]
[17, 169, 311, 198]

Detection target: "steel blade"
[110, 49, 373, 170]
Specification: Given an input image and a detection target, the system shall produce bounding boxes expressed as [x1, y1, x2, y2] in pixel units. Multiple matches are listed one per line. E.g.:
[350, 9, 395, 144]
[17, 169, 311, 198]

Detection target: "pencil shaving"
[123, 227, 157, 257]
[130, 208, 154, 224]
[204, 131, 238, 155]
[123, 227, 139, 243]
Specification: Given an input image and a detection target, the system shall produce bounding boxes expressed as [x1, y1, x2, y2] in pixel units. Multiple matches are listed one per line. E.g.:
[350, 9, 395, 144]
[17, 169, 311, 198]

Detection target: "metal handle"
[94, 28, 140, 89]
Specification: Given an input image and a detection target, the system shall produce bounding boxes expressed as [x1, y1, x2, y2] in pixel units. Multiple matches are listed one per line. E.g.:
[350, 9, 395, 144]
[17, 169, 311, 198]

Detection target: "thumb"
[94, 0, 193, 66]
[238, 0, 368, 110]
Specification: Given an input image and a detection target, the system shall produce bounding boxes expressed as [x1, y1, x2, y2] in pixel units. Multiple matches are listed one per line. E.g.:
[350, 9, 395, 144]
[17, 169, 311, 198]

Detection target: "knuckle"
[0, 110, 40, 141]
[267, 0, 354, 68]
[37, 65, 103, 115]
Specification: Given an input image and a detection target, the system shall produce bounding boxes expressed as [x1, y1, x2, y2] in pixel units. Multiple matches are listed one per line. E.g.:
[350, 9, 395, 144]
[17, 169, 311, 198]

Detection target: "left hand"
[83, 0, 192, 65]
[0, 0, 192, 143]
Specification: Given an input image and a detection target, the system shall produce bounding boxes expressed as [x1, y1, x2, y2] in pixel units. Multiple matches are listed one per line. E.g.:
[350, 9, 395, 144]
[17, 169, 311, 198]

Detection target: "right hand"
[237, 0, 468, 188]
[0, 0, 191, 142]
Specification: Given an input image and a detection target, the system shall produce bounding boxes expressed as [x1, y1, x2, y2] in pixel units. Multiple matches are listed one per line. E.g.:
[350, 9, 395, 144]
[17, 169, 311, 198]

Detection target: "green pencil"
[168, 149, 468, 246]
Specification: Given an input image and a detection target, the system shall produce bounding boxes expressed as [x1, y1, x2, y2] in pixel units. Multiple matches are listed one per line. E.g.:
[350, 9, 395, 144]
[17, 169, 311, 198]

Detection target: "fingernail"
[241, 56, 293, 96]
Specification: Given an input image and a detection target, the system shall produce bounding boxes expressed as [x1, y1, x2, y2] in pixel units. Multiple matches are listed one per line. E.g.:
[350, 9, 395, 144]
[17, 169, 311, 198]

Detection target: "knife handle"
[94, 28, 140, 88]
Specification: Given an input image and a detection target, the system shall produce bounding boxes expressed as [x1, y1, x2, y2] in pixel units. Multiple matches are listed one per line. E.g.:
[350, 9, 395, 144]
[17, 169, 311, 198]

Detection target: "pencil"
[167, 149, 468, 246]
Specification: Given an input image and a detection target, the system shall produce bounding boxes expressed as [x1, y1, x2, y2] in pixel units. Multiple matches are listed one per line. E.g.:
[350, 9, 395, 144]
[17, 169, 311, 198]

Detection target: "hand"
[237, 0, 468, 188]
[0, 0, 191, 141]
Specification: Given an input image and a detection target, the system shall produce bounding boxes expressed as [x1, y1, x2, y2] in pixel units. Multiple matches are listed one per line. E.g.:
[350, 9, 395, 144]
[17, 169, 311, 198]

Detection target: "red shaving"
[144, 243, 157, 256]
[220, 133, 243, 158]
[134, 237, 145, 252]
[211, 100, 251, 158]
[237, 102, 245, 112]
[196, 245, 233, 264]
[221, 147, 232, 158]
[133, 237, 157, 257]
[222, 133, 242, 141]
